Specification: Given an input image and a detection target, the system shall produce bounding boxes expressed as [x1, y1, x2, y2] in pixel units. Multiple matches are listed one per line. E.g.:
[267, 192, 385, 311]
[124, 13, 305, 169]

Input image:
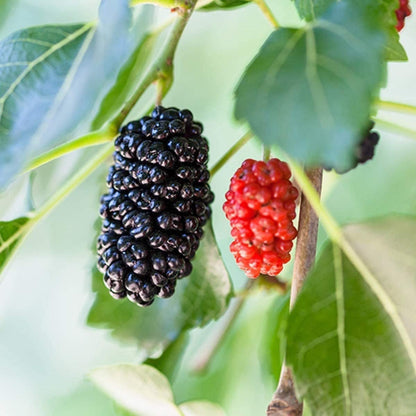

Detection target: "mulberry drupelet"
[97, 107, 214, 307]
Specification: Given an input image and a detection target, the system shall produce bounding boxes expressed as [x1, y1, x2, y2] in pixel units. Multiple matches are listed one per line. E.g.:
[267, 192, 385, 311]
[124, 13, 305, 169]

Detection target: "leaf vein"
[6, 38, 54, 48]
[0, 22, 94, 123]
[333, 244, 352, 415]
[305, 29, 333, 129]
[259, 28, 305, 110]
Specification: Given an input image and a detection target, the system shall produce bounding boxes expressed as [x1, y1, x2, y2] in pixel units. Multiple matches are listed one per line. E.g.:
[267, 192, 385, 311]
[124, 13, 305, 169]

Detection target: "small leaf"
[374, 0, 408, 62]
[0, 217, 31, 279]
[0, 0, 136, 188]
[88, 219, 233, 355]
[293, 0, 407, 61]
[179, 401, 226, 416]
[200, 0, 251, 11]
[235, 2, 386, 172]
[91, 27, 160, 130]
[294, 0, 334, 21]
[90, 364, 181, 416]
[286, 216, 416, 415]
[385, 28, 408, 61]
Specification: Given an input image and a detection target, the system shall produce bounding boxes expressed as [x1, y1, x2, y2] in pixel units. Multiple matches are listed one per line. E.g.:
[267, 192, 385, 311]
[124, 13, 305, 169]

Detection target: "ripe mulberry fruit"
[396, 0, 411, 31]
[223, 158, 298, 279]
[354, 121, 380, 166]
[96, 106, 214, 307]
[325, 121, 380, 173]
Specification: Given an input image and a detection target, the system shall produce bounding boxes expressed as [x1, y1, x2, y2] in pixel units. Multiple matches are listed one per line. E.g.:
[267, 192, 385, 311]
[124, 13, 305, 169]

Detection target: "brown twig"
[266, 167, 323, 416]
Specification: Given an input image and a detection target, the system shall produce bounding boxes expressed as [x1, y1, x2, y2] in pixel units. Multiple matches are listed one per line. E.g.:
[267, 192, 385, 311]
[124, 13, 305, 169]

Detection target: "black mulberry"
[325, 121, 380, 173]
[97, 106, 214, 307]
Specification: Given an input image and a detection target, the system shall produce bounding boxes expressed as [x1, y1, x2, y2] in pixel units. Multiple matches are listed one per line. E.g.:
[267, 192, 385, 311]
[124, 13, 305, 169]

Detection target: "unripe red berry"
[223, 158, 298, 279]
[396, 0, 411, 31]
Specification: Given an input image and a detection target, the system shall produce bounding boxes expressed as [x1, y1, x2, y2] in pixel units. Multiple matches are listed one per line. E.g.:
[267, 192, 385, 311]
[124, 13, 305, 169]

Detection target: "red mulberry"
[223, 158, 298, 278]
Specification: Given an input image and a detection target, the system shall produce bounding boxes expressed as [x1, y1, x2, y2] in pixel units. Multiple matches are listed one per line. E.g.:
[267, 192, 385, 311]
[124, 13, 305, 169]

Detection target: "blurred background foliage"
[0, 0, 415, 415]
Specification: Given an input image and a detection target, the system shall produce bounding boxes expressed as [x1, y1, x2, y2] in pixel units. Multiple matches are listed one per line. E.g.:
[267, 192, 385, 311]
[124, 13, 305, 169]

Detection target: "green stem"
[155, 68, 174, 106]
[374, 117, 416, 141]
[111, 3, 197, 128]
[24, 127, 115, 173]
[263, 145, 271, 161]
[209, 131, 254, 177]
[0, 144, 113, 256]
[378, 100, 416, 116]
[252, 0, 279, 29]
[33, 144, 113, 222]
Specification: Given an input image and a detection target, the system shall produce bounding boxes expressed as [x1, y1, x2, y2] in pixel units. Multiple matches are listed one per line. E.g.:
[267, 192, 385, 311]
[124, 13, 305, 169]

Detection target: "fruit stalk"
[252, 0, 279, 29]
[24, 127, 115, 173]
[209, 131, 253, 177]
[111, 1, 197, 129]
[267, 167, 323, 416]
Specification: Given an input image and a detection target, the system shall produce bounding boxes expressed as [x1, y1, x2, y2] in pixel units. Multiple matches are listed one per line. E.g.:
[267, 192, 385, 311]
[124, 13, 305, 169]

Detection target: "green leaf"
[286, 216, 416, 415]
[88, 220, 233, 355]
[0, 23, 93, 187]
[0, 0, 135, 188]
[385, 28, 408, 61]
[235, 2, 386, 172]
[294, 0, 398, 22]
[293, 0, 334, 21]
[374, 0, 407, 62]
[179, 401, 226, 416]
[292, 0, 407, 61]
[91, 26, 160, 130]
[145, 332, 190, 382]
[261, 293, 290, 383]
[200, 0, 251, 11]
[90, 364, 227, 416]
[0, 217, 31, 279]
[90, 364, 182, 416]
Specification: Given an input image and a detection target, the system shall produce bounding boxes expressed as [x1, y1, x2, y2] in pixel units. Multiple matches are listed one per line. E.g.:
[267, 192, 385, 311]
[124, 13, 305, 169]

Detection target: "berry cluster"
[396, 0, 411, 31]
[223, 158, 298, 278]
[97, 106, 214, 307]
